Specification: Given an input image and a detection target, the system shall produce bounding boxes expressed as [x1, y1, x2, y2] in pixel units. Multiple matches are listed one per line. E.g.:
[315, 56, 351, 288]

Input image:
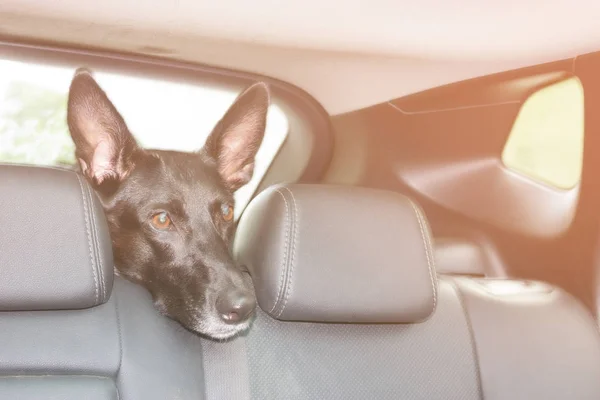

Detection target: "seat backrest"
[0, 164, 206, 400]
[230, 183, 600, 400]
[6, 164, 600, 400]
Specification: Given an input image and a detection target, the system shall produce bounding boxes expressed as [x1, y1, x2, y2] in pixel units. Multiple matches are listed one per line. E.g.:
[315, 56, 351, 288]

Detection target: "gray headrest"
[234, 184, 438, 323]
[0, 164, 114, 311]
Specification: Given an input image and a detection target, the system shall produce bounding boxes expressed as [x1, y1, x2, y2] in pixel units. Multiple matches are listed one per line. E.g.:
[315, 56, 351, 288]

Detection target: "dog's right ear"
[67, 68, 139, 190]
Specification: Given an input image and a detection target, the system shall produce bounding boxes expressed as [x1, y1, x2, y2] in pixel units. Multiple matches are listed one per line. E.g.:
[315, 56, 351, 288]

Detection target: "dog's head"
[66, 68, 268, 340]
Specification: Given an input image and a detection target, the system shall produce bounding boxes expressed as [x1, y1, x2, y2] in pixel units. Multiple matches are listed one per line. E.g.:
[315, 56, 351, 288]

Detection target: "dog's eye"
[221, 203, 234, 222]
[151, 212, 172, 230]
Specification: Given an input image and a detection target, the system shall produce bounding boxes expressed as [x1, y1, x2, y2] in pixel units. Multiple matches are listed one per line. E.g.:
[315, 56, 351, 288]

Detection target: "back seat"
[227, 183, 600, 399]
[3, 163, 600, 399]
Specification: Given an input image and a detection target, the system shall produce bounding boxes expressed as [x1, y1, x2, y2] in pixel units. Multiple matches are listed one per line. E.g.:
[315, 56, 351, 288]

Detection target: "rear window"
[501, 76, 584, 190]
[0, 58, 289, 214]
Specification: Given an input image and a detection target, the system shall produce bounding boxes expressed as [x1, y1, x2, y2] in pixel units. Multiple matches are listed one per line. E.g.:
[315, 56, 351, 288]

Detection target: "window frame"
[0, 38, 333, 210]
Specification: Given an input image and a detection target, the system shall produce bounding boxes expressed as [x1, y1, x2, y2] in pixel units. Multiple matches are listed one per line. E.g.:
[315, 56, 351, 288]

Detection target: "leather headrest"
[234, 184, 438, 323]
[0, 164, 114, 311]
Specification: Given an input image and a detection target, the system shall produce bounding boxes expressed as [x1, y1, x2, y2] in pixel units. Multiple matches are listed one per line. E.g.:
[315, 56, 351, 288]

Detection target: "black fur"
[66, 68, 269, 340]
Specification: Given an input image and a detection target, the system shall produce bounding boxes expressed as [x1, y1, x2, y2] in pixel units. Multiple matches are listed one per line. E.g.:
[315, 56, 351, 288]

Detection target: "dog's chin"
[154, 301, 254, 341]
[194, 318, 252, 341]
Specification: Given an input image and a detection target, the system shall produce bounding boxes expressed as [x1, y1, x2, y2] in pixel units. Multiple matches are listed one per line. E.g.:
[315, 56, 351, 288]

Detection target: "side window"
[0, 59, 289, 217]
[501, 76, 584, 190]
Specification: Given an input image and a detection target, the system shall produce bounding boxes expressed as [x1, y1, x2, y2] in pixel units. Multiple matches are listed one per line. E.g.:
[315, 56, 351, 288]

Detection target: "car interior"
[2, 1, 600, 399]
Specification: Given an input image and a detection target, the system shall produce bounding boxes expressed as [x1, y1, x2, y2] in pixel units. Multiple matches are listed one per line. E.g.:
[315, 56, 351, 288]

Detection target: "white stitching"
[270, 189, 290, 314]
[85, 182, 106, 302]
[410, 200, 437, 310]
[82, 181, 99, 300]
[75, 174, 99, 304]
[114, 288, 124, 383]
[277, 187, 299, 318]
[86, 183, 105, 301]
[407, 199, 438, 310]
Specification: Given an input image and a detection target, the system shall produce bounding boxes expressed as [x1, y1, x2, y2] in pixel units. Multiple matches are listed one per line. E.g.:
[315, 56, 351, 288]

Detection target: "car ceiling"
[1, 0, 600, 115]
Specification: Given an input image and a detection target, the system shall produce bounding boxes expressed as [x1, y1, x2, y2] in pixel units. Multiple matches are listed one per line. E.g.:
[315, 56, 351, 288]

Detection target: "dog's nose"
[216, 291, 256, 324]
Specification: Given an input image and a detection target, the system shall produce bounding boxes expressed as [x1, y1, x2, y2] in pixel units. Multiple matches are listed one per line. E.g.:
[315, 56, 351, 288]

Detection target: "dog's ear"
[67, 68, 139, 190]
[204, 82, 270, 191]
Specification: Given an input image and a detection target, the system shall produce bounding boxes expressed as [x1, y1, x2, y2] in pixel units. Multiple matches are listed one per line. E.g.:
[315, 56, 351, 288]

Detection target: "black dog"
[66, 68, 268, 340]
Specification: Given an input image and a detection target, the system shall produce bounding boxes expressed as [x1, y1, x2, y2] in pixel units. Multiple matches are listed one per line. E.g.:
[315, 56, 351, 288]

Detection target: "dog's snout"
[216, 290, 256, 324]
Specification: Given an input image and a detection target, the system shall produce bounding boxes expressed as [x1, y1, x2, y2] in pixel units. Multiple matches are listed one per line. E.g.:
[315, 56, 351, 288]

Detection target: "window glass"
[502, 77, 584, 190]
[0, 59, 289, 215]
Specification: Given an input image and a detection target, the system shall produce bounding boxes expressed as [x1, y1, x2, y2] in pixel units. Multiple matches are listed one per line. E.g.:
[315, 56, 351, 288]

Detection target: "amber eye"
[151, 212, 172, 230]
[221, 203, 234, 222]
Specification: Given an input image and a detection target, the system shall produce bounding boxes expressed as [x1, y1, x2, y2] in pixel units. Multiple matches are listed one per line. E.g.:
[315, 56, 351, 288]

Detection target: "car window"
[502, 76, 584, 190]
[0, 58, 289, 218]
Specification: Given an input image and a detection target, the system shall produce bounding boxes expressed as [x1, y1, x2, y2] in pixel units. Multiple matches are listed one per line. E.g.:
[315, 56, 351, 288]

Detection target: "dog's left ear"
[204, 82, 270, 191]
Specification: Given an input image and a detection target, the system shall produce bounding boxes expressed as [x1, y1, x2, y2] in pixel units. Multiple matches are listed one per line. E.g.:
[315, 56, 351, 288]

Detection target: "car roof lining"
[0, 0, 598, 114]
